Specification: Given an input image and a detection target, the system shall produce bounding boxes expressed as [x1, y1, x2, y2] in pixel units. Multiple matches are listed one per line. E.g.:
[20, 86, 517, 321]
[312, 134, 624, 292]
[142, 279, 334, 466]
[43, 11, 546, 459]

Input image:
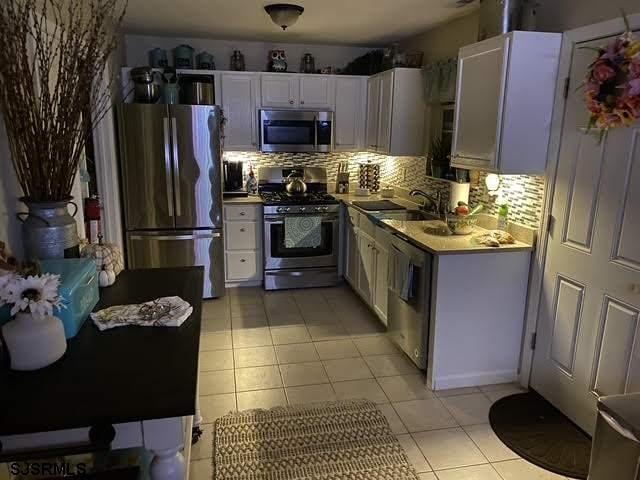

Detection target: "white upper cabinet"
[299, 75, 334, 109]
[451, 31, 561, 174]
[365, 68, 425, 156]
[221, 72, 259, 151]
[260, 73, 335, 109]
[260, 74, 299, 108]
[334, 77, 366, 151]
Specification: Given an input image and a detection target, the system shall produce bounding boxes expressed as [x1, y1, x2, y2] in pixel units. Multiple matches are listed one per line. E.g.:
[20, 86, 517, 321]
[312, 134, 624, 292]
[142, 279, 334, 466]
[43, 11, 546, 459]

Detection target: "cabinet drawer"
[224, 205, 260, 221]
[226, 251, 260, 281]
[225, 222, 259, 250]
[346, 207, 360, 227]
[375, 226, 394, 249]
[359, 216, 376, 237]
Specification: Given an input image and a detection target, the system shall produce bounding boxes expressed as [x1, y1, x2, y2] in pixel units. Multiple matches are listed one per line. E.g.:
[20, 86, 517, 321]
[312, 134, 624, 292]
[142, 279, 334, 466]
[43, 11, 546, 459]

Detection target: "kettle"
[286, 172, 307, 194]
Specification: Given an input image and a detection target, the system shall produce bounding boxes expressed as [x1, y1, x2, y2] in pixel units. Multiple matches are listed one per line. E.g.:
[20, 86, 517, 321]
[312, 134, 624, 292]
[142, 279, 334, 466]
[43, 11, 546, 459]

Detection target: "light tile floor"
[191, 284, 578, 480]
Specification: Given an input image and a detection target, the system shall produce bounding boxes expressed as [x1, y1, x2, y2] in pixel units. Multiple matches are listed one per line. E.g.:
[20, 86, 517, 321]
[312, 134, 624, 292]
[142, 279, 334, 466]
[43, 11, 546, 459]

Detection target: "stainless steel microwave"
[259, 109, 333, 153]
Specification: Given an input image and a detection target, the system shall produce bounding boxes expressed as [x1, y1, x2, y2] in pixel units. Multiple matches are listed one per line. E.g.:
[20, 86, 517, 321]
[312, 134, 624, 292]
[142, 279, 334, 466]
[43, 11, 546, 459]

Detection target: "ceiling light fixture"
[264, 4, 304, 30]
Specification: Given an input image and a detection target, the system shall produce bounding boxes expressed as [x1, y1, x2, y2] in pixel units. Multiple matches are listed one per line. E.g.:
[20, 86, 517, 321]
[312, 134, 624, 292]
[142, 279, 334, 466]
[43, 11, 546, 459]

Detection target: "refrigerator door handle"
[129, 232, 221, 241]
[171, 117, 182, 217]
[163, 117, 175, 218]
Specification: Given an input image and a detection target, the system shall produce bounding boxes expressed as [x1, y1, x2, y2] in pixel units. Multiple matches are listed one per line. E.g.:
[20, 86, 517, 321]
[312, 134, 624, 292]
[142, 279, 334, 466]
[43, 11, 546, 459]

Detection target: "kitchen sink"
[371, 209, 441, 222]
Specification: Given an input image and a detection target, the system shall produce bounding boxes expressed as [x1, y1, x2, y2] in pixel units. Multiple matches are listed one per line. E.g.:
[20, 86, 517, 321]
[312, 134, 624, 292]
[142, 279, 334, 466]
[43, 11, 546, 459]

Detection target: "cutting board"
[352, 200, 407, 211]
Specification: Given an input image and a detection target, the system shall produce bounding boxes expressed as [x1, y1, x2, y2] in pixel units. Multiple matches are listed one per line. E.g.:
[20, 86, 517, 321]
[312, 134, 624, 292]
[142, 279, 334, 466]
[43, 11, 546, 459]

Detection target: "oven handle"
[264, 215, 339, 224]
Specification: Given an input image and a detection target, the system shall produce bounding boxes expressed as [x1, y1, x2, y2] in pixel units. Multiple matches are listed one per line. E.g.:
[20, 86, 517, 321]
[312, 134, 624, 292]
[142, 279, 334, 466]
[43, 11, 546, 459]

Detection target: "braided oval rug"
[213, 400, 419, 480]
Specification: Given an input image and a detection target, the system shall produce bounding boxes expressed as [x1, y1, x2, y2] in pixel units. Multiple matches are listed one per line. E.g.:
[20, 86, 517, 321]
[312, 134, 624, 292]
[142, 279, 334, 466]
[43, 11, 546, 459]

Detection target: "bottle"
[246, 165, 258, 195]
[497, 199, 509, 231]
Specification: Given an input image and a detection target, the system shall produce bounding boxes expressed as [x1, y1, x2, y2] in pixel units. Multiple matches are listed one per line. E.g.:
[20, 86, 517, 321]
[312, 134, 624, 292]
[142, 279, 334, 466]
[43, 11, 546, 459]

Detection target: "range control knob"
[299, 207, 306, 212]
[315, 206, 322, 212]
[277, 207, 284, 213]
[285, 207, 291, 212]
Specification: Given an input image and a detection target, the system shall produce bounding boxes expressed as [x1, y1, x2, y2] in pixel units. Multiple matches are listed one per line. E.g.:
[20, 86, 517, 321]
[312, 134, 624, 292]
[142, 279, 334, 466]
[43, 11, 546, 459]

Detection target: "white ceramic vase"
[1, 312, 67, 371]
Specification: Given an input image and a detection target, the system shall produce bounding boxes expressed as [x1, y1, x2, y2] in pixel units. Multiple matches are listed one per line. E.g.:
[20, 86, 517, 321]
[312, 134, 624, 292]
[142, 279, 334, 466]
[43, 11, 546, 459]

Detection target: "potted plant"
[0, 258, 66, 370]
[0, 0, 126, 260]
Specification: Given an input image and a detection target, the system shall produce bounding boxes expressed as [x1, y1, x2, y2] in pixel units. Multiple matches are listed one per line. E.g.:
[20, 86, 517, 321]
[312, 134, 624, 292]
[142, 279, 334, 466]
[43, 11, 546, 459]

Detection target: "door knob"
[240, 212, 246, 216]
[240, 228, 246, 232]
[289, 100, 294, 104]
[240, 259, 246, 263]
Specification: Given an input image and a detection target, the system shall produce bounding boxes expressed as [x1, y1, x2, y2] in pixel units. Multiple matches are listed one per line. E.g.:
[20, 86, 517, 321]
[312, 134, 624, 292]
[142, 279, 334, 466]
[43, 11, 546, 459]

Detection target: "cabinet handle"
[300, 100, 305, 105]
[289, 100, 294, 105]
[240, 259, 246, 263]
[240, 211, 246, 216]
[240, 228, 246, 232]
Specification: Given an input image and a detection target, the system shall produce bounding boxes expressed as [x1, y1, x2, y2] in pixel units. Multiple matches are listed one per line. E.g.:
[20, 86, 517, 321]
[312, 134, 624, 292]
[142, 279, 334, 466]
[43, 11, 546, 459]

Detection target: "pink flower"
[629, 78, 640, 96]
[593, 61, 616, 83]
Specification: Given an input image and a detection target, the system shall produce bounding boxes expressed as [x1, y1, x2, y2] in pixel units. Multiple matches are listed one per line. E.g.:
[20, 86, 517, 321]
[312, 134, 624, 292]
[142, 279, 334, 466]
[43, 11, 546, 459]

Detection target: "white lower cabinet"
[224, 204, 263, 286]
[342, 206, 390, 325]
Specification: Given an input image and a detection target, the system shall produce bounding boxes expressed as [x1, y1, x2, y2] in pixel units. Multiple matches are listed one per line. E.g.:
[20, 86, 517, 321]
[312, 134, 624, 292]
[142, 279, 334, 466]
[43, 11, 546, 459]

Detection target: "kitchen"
[1, 1, 639, 480]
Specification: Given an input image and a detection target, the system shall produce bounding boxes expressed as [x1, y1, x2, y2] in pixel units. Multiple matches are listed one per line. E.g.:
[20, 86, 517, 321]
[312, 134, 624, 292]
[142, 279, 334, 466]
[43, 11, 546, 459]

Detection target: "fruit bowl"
[446, 214, 478, 235]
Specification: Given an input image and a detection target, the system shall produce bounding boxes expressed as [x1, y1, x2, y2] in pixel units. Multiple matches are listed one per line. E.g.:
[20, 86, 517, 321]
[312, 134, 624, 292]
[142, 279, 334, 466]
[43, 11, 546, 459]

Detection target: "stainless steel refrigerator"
[118, 104, 224, 298]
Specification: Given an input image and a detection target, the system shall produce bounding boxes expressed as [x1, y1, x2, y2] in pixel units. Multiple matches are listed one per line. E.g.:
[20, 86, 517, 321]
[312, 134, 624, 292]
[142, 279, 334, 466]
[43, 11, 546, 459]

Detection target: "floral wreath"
[584, 15, 640, 138]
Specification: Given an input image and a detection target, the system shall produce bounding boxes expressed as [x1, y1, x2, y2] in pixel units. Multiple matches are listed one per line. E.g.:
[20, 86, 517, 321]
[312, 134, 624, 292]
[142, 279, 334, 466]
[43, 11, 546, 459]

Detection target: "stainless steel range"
[259, 167, 340, 290]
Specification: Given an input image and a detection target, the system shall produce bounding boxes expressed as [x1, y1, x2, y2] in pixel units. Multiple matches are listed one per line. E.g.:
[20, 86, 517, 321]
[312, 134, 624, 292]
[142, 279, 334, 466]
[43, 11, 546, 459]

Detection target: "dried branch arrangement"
[0, 0, 126, 202]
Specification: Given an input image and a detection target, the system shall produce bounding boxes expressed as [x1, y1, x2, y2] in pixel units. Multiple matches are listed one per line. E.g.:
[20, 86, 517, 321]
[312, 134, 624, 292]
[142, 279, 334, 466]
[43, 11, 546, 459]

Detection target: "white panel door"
[299, 75, 334, 109]
[334, 77, 365, 151]
[366, 77, 381, 151]
[221, 73, 258, 150]
[376, 71, 394, 154]
[260, 74, 299, 108]
[531, 34, 640, 434]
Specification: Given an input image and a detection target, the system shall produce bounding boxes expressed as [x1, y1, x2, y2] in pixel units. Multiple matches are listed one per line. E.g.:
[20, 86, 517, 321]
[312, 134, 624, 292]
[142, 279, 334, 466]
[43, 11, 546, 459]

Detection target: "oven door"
[264, 213, 339, 270]
[260, 109, 333, 153]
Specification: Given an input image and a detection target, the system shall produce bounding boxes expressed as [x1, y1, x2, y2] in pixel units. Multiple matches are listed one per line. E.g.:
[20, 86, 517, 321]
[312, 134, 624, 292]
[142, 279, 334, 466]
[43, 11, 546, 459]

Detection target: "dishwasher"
[387, 234, 432, 370]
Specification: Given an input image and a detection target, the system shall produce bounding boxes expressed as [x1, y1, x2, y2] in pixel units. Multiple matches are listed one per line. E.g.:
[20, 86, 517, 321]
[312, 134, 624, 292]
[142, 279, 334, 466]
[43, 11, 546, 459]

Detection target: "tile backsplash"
[223, 151, 546, 229]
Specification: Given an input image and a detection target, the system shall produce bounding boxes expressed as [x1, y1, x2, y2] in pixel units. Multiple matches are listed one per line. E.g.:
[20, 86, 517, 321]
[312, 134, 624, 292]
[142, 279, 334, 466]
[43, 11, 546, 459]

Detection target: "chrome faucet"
[410, 189, 444, 218]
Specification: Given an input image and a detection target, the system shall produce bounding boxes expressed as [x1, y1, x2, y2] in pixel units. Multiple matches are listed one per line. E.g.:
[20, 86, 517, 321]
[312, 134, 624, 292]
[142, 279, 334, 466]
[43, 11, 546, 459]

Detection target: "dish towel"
[91, 296, 193, 331]
[284, 216, 322, 249]
[391, 252, 417, 302]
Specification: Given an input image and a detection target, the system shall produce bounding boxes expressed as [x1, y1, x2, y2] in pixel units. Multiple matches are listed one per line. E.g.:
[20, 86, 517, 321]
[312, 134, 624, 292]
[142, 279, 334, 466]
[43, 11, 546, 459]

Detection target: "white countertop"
[334, 193, 533, 255]
[223, 195, 263, 205]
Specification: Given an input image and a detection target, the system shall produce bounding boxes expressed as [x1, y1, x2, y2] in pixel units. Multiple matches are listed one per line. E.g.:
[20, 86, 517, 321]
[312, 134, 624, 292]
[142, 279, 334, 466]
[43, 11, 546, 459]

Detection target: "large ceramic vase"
[1, 312, 67, 370]
[18, 198, 80, 259]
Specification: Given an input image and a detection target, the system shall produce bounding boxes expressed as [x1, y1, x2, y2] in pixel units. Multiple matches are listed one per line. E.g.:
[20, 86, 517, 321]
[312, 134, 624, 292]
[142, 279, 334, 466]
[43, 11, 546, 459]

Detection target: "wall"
[536, 0, 640, 32]
[124, 34, 375, 72]
[224, 151, 544, 229]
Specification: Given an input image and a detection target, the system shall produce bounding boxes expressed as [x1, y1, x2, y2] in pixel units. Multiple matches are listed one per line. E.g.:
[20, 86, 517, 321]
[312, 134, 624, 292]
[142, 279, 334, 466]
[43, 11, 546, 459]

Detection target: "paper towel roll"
[449, 182, 471, 212]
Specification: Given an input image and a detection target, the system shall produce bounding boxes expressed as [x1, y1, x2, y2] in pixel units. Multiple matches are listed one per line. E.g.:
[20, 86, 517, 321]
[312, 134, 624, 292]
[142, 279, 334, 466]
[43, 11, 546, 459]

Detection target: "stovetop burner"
[260, 191, 339, 206]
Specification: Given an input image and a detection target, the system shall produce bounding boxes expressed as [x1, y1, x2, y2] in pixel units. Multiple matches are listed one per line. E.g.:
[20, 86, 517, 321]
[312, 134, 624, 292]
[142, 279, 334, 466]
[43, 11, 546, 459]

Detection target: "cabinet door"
[376, 71, 394, 154]
[299, 75, 334, 109]
[335, 77, 365, 151]
[261, 74, 299, 108]
[373, 243, 389, 325]
[345, 223, 358, 285]
[365, 77, 381, 150]
[221, 73, 259, 150]
[357, 232, 375, 304]
[452, 35, 509, 171]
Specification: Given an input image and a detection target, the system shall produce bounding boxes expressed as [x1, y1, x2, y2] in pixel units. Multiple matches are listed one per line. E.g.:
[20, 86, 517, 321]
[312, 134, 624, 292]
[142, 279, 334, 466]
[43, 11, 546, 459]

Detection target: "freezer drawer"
[127, 230, 224, 298]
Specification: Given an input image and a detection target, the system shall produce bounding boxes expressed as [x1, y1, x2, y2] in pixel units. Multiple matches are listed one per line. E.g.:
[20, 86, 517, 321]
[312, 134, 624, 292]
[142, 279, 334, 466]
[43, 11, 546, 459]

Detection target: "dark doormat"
[489, 391, 591, 479]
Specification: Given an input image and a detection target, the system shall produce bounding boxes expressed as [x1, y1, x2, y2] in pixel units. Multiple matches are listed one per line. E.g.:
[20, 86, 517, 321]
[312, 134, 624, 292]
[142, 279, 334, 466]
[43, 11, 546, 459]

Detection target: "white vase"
[1, 312, 67, 371]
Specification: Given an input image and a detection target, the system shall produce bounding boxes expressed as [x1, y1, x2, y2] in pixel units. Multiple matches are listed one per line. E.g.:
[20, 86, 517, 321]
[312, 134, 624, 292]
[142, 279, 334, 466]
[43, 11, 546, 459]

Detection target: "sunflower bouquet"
[584, 15, 640, 137]
[0, 243, 64, 319]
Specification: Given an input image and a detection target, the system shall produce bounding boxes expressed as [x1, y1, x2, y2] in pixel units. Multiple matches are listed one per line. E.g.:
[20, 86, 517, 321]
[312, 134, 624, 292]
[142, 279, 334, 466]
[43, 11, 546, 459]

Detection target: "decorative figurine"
[268, 49, 287, 72]
[230, 50, 246, 71]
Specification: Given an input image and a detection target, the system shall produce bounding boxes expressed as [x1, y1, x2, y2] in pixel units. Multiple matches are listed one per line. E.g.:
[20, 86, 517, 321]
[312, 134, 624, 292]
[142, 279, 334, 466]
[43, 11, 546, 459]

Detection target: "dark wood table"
[0, 267, 204, 480]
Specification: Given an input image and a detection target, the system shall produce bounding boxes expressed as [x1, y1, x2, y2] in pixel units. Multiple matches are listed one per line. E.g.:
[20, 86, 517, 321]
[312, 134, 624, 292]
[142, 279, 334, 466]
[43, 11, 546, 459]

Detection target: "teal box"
[41, 258, 99, 339]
